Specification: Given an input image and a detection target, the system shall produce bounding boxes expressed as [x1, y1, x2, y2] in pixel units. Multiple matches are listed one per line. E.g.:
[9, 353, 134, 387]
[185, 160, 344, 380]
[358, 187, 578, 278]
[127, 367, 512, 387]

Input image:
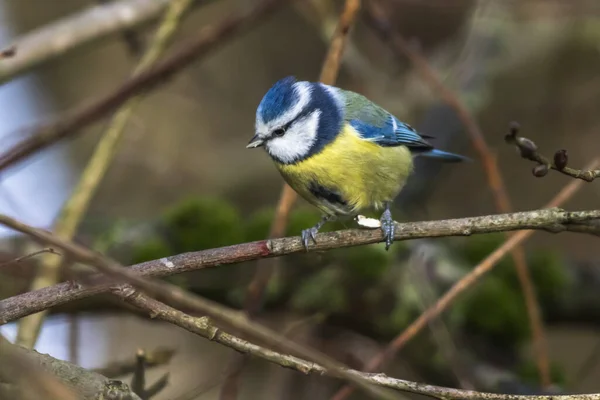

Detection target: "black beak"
[246, 134, 264, 148]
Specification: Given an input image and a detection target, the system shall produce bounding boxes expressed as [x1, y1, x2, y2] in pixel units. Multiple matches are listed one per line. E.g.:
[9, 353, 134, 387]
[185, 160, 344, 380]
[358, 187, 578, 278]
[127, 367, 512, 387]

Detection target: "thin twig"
[120, 292, 600, 400]
[92, 347, 175, 378]
[363, 0, 550, 389]
[0, 248, 59, 269]
[0, 0, 176, 84]
[222, 1, 361, 398]
[331, 159, 599, 400]
[0, 215, 404, 400]
[16, 0, 195, 349]
[0, 0, 289, 172]
[505, 122, 600, 182]
[2, 207, 600, 325]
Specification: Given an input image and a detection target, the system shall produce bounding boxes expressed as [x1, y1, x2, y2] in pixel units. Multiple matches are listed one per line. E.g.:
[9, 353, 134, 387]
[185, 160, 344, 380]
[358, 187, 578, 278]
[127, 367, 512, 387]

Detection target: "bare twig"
[505, 122, 600, 182]
[92, 347, 175, 378]
[331, 159, 599, 400]
[2, 207, 600, 325]
[223, 0, 361, 398]
[0, 248, 59, 269]
[0, 0, 289, 172]
[120, 292, 600, 400]
[362, 0, 550, 389]
[128, 348, 170, 399]
[0, 0, 176, 84]
[16, 0, 195, 349]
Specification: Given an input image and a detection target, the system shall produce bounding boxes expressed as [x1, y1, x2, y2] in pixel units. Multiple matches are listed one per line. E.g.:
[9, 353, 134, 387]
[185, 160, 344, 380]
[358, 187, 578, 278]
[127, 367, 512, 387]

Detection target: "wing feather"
[335, 88, 433, 152]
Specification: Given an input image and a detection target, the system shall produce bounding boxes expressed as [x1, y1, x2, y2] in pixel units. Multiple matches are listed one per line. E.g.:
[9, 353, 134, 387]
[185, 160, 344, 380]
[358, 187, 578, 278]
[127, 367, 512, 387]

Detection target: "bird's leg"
[380, 202, 395, 251]
[301, 214, 334, 251]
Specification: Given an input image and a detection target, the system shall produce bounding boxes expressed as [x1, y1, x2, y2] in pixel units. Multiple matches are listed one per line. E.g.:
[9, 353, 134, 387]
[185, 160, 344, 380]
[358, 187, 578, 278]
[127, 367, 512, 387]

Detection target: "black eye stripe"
[272, 120, 295, 137]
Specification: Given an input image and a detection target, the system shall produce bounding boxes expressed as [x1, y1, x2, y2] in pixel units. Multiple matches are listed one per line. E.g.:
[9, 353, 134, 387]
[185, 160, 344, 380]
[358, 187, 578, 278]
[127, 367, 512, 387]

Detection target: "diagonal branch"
[0, 0, 290, 172]
[1, 208, 599, 325]
[120, 291, 600, 400]
[331, 159, 599, 400]
[0, 214, 404, 400]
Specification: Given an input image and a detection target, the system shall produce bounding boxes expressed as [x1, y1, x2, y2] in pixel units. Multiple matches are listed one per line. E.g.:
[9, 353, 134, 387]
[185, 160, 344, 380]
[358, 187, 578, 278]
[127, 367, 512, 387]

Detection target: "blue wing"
[349, 115, 433, 152]
[333, 86, 469, 162]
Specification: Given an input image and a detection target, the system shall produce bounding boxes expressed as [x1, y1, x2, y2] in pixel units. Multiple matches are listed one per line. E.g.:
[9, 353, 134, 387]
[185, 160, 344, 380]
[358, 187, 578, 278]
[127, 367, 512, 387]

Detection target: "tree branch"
[0, 214, 404, 400]
[505, 122, 600, 181]
[0, 334, 141, 400]
[118, 290, 600, 400]
[0, 0, 180, 84]
[0, 0, 289, 172]
[1, 207, 599, 325]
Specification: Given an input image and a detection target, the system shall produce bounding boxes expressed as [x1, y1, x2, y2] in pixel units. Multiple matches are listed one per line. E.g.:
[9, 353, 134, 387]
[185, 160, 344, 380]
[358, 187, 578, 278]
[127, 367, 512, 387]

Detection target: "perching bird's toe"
[301, 227, 319, 251]
[380, 207, 395, 251]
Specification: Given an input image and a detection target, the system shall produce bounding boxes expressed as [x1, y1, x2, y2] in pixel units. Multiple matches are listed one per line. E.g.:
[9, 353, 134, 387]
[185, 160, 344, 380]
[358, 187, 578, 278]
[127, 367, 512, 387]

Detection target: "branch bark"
[120, 290, 600, 400]
[1, 208, 599, 325]
[0, 334, 140, 400]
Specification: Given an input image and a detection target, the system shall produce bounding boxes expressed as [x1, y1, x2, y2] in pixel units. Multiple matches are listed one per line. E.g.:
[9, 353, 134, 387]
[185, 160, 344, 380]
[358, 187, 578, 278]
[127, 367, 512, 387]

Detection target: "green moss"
[462, 233, 513, 272]
[291, 267, 347, 313]
[336, 244, 392, 280]
[162, 197, 243, 251]
[527, 251, 569, 306]
[517, 360, 568, 387]
[244, 208, 275, 242]
[130, 236, 172, 264]
[459, 277, 529, 347]
[286, 208, 321, 236]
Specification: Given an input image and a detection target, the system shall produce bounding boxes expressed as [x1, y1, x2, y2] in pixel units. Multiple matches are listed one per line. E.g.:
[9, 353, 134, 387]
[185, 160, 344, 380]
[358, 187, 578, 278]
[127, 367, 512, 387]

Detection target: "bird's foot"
[380, 207, 395, 251]
[301, 226, 320, 251]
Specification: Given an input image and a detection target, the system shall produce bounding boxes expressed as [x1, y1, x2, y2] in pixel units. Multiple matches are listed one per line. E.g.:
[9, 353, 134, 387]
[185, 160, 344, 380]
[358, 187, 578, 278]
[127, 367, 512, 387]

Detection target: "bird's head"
[247, 76, 342, 164]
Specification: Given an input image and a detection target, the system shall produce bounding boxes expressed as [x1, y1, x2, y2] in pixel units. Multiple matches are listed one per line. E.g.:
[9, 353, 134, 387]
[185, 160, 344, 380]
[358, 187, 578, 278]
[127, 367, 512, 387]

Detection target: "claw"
[301, 227, 319, 251]
[380, 206, 395, 251]
[300, 214, 334, 251]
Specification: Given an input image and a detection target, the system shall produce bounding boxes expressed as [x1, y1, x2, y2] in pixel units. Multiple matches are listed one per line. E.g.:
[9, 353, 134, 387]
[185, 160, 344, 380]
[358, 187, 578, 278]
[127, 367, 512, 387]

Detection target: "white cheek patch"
[266, 110, 321, 163]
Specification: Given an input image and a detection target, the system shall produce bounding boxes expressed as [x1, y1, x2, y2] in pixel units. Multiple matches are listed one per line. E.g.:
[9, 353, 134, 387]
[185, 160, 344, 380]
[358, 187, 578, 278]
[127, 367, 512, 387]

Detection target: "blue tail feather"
[419, 149, 471, 163]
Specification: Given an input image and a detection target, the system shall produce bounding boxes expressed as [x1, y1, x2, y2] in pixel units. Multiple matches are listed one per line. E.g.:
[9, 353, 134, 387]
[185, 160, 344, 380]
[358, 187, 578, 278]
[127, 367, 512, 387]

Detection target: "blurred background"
[1, 0, 600, 399]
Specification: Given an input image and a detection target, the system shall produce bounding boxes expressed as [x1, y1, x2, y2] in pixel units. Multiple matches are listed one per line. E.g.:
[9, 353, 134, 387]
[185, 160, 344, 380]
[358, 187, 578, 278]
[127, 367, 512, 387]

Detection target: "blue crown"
[257, 76, 298, 123]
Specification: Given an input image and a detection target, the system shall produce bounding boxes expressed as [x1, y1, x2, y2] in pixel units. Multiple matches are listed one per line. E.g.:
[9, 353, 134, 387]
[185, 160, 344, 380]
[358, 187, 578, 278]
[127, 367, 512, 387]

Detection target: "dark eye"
[273, 128, 286, 137]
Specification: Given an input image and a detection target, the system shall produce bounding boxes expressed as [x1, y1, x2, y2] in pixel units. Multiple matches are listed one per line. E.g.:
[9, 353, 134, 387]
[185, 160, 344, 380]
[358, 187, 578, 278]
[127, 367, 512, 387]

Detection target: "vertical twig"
[367, 0, 551, 382]
[15, 0, 195, 349]
[331, 158, 599, 400]
[219, 1, 362, 399]
[367, 0, 550, 387]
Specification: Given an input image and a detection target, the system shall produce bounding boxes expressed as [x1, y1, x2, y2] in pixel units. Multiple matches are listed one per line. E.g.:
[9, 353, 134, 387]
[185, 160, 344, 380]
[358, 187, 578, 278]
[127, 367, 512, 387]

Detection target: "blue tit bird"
[247, 76, 468, 250]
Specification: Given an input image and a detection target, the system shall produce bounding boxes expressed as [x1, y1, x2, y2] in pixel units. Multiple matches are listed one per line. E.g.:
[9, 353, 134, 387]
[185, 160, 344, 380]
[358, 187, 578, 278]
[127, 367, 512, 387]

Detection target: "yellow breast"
[275, 124, 413, 215]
